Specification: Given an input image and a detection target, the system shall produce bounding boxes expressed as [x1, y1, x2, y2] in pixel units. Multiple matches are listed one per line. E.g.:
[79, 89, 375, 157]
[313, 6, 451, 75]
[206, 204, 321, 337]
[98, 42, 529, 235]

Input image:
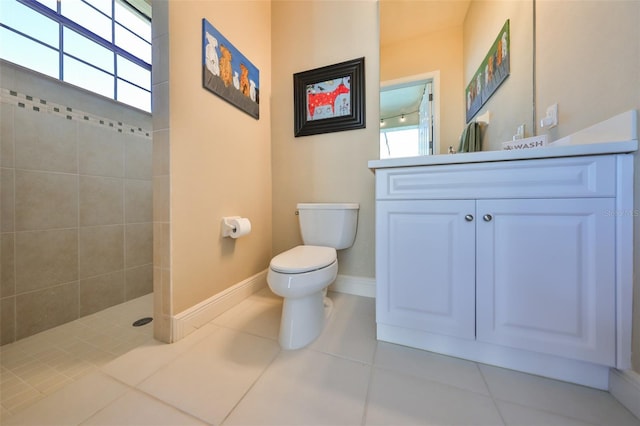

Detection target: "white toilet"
[267, 203, 359, 350]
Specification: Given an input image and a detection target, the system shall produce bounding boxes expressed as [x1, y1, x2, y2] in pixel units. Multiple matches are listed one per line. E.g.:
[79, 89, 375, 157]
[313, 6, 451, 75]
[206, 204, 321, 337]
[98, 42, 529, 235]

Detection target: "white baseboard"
[330, 274, 376, 298]
[171, 270, 267, 342]
[609, 369, 640, 419]
[171, 271, 373, 342]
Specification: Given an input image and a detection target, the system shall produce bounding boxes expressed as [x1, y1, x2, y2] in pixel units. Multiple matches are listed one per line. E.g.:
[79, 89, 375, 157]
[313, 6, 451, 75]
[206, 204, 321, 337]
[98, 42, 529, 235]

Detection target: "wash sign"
[502, 135, 548, 150]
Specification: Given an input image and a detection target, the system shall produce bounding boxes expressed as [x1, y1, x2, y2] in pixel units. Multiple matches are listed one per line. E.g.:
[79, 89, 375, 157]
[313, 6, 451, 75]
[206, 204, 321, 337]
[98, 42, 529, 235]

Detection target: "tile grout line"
[360, 340, 380, 426]
[476, 363, 621, 425]
[89, 374, 210, 426]
[476, 362, 508, 426]
[219, 344, 283, 426]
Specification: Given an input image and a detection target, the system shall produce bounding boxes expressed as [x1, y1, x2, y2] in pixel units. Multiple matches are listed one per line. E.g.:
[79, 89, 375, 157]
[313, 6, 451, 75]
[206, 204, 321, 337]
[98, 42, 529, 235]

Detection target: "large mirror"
[380, 0, 534, 157]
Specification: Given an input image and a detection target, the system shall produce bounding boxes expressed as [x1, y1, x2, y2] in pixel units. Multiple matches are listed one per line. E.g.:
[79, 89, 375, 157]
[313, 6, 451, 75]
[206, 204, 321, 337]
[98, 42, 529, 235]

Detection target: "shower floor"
[0, 294, 154, 416]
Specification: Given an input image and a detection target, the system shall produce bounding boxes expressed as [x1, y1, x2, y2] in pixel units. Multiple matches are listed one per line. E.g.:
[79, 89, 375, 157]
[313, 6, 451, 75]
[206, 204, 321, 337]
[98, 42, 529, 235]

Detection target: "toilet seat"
[270, 245, 336, 274]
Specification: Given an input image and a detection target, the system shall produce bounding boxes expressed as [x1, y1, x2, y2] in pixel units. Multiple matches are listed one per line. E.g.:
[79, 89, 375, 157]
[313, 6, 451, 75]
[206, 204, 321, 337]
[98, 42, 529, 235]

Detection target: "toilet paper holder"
[222, 216, 241, 237]
[222, 216, 252, 238]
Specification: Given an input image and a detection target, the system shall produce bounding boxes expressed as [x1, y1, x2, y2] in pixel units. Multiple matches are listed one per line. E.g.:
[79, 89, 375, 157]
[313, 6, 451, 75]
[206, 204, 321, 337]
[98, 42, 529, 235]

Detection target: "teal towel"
[458, 122, 482, 153]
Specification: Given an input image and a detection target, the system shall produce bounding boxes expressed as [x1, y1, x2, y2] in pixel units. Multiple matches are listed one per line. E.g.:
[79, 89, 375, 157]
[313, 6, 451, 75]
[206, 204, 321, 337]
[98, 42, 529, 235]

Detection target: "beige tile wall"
[0, 63, 153, 345]
[151, 0, 171, 343]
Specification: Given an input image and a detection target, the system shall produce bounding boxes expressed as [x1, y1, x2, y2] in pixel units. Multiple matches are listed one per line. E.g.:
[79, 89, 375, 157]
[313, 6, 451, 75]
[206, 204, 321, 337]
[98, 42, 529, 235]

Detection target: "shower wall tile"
[1, 167, 14, 232]
[0, 296, 16, 345]
[79, 270, 125, 316]
[154, 314, 171, 344]
[152, 81, 169, 131]
[153, 266, 161, 299]
[125, 136, 152, 180]
[125, 264, 153, 300]
[125, 222, 152, 268]
[151, 104, 171, 346]
[153, 266, 168, 317]
[125, 179, 153, 223]
[15, 229, 78, 294]
[80, 176, 124, 226]
[1, 104, 14, 167]
[153, 175, 170, 223]
[79, 225, 124, 279]
[153, 223, 162, 267]
[15, 281, 79, 340]
[153, 223, 170, 272]
[1, 74, 151, 344]
[15, 170, 78, 231]
[152, 33, 169, 84]
[152, 129, 170, 176]
[161, 223, 170, 270]
[78, 125, 124, 178]
[1, 233, 15, 297]
[151, 0, 169, 39]
[161, 268, 170, 316]
[14, 110, 77, 173]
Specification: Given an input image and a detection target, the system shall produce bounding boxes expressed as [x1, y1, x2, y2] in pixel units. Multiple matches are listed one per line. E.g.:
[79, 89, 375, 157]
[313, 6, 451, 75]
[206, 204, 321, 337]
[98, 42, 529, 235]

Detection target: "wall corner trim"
[171, 269, 268, 342]
[609, 368, 640, 419]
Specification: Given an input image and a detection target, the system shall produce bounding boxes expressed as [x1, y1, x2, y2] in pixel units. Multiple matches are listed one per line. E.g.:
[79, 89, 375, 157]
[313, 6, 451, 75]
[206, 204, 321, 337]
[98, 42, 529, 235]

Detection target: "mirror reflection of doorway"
[380, 72, 439, 159]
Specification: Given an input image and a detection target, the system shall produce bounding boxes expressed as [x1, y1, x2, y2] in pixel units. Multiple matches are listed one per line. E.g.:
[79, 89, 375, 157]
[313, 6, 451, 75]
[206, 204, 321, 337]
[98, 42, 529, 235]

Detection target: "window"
[0, 0, 152, 112]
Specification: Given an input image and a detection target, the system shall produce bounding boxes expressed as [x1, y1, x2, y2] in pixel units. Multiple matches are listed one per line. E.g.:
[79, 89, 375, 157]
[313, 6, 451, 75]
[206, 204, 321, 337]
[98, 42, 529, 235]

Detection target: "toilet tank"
[297, 203, 359, 249]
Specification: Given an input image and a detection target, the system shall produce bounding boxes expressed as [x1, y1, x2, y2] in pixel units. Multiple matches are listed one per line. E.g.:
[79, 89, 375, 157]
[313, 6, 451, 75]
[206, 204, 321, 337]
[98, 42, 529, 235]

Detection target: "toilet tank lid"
[297, 203, 359, 210]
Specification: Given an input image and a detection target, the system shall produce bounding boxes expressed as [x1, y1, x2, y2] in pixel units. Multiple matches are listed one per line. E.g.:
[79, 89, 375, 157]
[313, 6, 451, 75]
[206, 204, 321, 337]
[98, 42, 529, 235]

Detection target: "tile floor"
[1, 294, 155, 417]
[1, 288, 639, 426]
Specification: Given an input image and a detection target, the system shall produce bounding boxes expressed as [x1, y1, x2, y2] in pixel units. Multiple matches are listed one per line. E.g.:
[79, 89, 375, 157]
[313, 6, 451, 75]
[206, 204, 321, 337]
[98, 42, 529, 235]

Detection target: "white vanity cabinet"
[474, 197, 616, 366]
[371, 147, 635, 389]
[376, 199, 476, 340]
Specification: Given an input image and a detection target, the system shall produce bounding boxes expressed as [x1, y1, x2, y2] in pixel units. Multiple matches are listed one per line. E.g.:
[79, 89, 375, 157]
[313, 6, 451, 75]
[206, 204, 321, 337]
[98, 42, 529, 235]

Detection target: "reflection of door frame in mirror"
[381, 70, 440, 155]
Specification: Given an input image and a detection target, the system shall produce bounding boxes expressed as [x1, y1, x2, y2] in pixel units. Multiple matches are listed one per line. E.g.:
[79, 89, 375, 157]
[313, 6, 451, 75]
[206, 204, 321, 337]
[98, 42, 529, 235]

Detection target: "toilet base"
[323, 296, 333, 319]
[279, 291, 330, 350]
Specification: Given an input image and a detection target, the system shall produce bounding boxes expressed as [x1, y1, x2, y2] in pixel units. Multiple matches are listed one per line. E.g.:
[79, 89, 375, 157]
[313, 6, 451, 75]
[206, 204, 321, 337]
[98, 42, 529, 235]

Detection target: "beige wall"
[153, 0, 272, 340]
[464, 0, 534, 149]
[380, 27, 464, 154]
[1, 61, 152, 344]
[271, 1, 379, 279]
[535, 0, 640, 373]
[535, 1, 639, 140]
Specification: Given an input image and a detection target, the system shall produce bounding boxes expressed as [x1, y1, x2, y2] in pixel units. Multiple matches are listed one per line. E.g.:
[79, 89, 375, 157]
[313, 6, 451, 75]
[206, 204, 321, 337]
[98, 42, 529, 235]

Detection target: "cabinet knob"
[465, 214, 474, 222]
[483, 214, 493, 222]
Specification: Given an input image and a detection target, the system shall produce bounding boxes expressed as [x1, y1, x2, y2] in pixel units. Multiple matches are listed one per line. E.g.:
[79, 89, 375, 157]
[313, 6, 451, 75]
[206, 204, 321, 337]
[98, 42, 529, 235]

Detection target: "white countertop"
[368, 140, 638, 170]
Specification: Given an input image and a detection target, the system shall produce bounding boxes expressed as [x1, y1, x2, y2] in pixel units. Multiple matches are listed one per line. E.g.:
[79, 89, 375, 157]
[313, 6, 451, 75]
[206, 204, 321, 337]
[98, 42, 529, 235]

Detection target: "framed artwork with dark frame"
[293, 57, 366, 137]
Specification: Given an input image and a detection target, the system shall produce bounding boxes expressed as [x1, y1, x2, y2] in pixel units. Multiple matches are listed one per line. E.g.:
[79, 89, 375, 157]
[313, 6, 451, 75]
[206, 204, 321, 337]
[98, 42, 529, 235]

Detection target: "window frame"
[0, 0, 152, 111]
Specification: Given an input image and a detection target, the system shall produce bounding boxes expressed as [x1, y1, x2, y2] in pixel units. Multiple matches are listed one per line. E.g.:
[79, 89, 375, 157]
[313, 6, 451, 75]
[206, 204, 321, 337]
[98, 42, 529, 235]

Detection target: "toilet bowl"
[268, 203, 359, 350]
[268, 246, 338, 349]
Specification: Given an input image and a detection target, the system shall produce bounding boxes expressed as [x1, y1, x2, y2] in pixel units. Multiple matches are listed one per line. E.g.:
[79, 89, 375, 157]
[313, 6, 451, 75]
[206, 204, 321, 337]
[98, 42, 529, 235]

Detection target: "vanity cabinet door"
[376, 200, 476, 339]
[475, 198, 616, 366]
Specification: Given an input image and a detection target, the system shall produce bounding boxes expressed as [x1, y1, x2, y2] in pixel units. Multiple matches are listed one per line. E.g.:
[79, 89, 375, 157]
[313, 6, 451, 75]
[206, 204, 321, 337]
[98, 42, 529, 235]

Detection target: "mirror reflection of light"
[380, 127, 420, 159]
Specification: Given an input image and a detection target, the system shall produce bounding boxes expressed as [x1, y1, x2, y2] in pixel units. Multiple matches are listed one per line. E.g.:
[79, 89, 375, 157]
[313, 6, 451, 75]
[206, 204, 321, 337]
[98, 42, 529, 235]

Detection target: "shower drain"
[132, 317, 153, 327]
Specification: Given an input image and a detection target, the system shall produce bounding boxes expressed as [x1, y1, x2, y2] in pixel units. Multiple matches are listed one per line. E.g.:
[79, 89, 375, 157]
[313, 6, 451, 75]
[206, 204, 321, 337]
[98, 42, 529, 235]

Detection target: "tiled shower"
[0, 61, 153, 345]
